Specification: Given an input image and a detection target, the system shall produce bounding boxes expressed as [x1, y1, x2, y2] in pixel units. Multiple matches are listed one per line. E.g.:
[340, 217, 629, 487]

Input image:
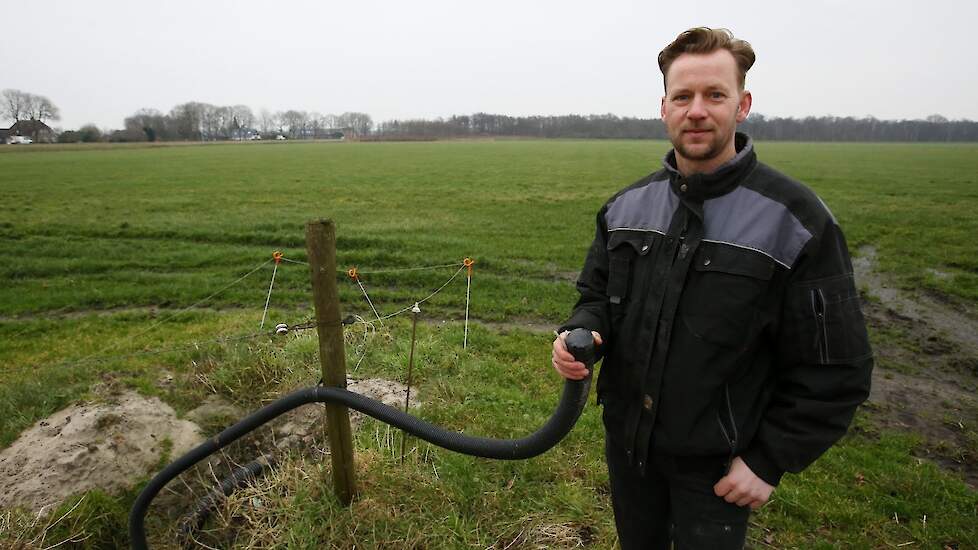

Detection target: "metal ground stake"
[401, 303, 421, 463]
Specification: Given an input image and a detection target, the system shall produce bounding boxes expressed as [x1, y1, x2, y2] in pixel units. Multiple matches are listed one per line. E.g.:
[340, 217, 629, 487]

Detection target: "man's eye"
[711, 92, 725, 99]
[674, 95, 689, 101]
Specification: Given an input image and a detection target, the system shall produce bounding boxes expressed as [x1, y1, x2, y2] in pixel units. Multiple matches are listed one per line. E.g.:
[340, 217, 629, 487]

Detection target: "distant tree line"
[4, 87, 977, 143]
[373, 112, 978, 142]
[103, 103, 372, 142]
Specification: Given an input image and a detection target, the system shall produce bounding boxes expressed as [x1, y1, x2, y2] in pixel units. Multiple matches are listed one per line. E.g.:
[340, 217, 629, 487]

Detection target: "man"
[552, 28, 873, 549]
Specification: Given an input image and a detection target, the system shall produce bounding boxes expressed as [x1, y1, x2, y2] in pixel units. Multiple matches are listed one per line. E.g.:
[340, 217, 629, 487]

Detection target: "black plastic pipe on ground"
[178, 454, 275, 547]
[129, 328, 596, 549]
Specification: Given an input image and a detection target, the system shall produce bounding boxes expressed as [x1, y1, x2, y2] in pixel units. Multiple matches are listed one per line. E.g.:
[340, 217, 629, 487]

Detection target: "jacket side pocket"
[716, 385, 738, 466]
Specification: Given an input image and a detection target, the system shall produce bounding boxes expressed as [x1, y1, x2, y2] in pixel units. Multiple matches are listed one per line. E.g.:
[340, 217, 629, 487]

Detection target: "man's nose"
[686, 95, 708, 119]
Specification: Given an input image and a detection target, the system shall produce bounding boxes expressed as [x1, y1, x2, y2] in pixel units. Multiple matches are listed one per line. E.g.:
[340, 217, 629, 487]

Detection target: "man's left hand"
[713, 457, 774, 509]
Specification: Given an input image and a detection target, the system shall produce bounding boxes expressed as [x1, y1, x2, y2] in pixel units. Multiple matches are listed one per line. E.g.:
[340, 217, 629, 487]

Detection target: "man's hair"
[658, 27, 755, 90]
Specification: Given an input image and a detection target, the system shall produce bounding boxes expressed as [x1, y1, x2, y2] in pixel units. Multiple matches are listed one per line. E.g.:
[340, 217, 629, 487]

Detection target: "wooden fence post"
[305, 219, 357, 504]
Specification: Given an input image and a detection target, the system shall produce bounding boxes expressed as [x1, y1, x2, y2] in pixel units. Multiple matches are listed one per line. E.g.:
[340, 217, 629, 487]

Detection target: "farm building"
[2, 120, 56, 143]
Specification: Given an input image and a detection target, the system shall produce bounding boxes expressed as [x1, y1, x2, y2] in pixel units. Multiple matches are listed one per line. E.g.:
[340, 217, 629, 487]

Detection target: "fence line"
[278, 254, 462, 275]
[12, 250, 479, 373]
[62, 258, 273, 370]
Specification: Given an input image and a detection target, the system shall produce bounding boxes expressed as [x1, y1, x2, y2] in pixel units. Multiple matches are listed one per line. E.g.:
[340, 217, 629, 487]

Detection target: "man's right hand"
[552, 330, 603, 380]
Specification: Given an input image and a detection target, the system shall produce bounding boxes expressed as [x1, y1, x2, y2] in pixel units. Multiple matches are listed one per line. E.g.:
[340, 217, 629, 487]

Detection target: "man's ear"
[660, 96, 667, 120]
[736, 90, 752, 123]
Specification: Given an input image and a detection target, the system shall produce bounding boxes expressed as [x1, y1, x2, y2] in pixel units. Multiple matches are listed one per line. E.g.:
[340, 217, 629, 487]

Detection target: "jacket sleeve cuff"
[556, 310, 604, 338]
[741, 446, 785, 487]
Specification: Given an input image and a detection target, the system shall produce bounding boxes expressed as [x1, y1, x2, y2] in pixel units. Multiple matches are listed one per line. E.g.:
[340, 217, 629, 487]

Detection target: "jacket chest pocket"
[680, 242, 775, 349]
[606, 231, 656, 306]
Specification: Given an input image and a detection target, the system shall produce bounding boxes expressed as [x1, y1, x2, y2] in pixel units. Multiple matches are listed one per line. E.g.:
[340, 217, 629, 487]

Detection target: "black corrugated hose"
[129, 328, 596, 549]
[177, 454, 275, 548]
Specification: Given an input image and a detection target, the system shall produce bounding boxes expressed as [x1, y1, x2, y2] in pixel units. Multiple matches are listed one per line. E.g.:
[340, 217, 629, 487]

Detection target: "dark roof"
[8, 120, 54, 134]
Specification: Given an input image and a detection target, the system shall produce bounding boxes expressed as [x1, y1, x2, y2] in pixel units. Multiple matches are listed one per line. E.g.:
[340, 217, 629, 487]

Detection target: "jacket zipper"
[811, 288, 829, 363]
[673, 211, 690, 264]
[716, 385, 738, 471]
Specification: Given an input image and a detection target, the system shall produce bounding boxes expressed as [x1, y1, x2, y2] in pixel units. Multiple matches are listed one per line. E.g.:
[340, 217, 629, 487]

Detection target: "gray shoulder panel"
[605, 178, 677, 234]
[703, 186, 812, 268]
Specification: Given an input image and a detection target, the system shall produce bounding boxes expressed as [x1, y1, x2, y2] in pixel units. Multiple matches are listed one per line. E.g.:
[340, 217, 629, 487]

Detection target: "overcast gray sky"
[3, 0, 974, 130]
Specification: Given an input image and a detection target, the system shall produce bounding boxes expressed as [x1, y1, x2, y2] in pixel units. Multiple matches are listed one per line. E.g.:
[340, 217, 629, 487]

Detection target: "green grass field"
[1, 140, 977, 548]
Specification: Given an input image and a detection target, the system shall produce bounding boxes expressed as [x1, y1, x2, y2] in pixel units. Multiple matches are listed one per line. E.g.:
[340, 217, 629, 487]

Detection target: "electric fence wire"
[29, 259, 274, 371]
[12, 253, 469, 374]
[83, 297, 396, 372]
[259, 261, 279, 329]
[279, 255, 461, 275]
[463, 276, 471, 349]
[354, 276, 384, 325]
[361, 264, 467, 324]
[355, 262, 462, 274]
[37, 321, 322, 373]
[278, 257, 308, 266]
[3, 259, 271, 344]
[347, 314, 375, 373]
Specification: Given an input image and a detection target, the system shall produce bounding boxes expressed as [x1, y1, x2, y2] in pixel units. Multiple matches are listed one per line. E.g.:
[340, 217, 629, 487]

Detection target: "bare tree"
[198, 103, 221, 140]
[1, 89, 59, 125]
[296, 110, 311, 138]
[28, 94, 60, 124]
[259, 109, 277, 136]
[279, 110, 308, 138]
[338, 112, 373, 137]
[124, 108, 168, 141]
[1, 89, 30, 123]
[231, 105, 255, 130]
[322, 113, 338, 130]
[211, 105, 235, 139]
[169, 102, 207, 140]
[308, 111, 324, 138]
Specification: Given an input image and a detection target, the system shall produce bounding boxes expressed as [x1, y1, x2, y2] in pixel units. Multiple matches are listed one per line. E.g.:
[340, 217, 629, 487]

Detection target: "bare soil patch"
[273, 377, 418, 450]
[472, 318, 557, 336]
[0, 391, 203, 513]
[0, 376, 417, 515]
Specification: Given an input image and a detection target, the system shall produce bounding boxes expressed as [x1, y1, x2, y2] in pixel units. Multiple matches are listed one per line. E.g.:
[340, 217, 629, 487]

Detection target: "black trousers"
[605, 434, 750, 549]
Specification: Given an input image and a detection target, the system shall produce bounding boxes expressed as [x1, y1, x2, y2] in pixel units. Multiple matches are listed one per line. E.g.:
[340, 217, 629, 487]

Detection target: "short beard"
[672, 131, 731, 162]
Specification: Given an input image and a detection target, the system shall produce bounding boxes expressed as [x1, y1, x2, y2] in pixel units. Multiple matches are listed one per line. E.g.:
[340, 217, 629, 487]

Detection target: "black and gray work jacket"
[560, 133, 873, 485]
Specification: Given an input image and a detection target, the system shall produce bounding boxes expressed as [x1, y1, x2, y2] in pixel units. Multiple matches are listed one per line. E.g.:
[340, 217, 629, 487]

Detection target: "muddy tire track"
[854, 245, 978, 488]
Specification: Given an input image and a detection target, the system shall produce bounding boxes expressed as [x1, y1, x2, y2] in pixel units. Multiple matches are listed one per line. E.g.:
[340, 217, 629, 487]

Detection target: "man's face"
[660, 49, 751, 172]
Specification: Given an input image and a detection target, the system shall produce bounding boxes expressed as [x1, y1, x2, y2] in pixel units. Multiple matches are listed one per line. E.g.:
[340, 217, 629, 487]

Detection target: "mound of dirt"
[275, 377, 418, 449]
[0, 391, 204, 512]
[0, 378, 422, 512]
[186, 394, 245, 426]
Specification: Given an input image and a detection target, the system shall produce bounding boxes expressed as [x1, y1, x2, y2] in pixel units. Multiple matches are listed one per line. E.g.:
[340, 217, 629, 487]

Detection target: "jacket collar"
[662, 132, 756, 202]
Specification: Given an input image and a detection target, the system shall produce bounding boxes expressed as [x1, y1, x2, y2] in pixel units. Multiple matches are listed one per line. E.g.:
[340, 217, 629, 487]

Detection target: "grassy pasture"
[1, 140, 977, 548]
[2, 140, 976, 318]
